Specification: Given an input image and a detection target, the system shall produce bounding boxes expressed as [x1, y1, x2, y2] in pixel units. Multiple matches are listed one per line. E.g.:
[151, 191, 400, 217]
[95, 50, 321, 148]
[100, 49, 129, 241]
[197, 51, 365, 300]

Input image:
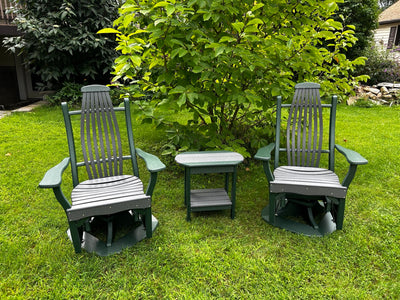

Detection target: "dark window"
[395, 25, 400, 47]
[387, 26, 396, 49]
[388, 25, 400, 49]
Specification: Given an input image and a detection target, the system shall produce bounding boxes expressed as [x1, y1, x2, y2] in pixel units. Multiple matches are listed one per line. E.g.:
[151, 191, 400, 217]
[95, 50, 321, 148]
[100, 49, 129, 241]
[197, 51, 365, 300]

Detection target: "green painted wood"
[176, 151, 243, 221]
[136, 148, 166, 173]
[39, 84, 165, 255]
[39, 157, 70, 188]
[335, 144, 368, 165]
[254, 82, 368, 236]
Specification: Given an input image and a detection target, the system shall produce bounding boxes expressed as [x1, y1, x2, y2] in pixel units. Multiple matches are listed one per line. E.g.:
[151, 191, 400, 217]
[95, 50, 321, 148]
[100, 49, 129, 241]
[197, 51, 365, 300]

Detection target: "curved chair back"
[275, 82, 337, 171]
[62, 85, 139, 187]
[80, 85, 124, 179]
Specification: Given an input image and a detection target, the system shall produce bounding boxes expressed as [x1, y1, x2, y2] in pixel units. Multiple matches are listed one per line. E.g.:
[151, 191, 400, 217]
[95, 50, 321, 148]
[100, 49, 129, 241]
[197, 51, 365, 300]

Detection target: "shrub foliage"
[105, 0, 368, 157]
[355, 45, 400, 85]
[4, 0, 121, 89]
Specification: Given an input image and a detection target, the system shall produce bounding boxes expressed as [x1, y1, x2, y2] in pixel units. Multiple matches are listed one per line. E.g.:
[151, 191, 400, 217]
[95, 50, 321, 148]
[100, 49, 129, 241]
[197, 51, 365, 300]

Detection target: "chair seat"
[270, 166, 347, 198]
[67, 175, 151, 221]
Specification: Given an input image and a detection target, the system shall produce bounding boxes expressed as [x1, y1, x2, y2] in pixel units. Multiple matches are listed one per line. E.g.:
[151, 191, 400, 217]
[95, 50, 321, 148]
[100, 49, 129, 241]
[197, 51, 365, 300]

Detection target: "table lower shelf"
[189, 188, 232, 211]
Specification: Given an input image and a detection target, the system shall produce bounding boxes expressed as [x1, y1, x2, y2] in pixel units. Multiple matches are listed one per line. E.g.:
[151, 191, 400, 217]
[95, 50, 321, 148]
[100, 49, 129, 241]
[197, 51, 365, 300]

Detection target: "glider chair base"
[67, 212, 159, 256]
[261, 200, 338, 237]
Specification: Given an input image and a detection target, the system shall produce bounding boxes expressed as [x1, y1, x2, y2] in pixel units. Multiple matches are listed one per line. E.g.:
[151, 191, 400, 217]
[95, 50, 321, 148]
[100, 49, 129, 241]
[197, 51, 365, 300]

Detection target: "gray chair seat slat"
[68, 175, 150, 221]
[270, 166, 347, 198]
[72, 175, 143, 191]
[71, 189, 146, 204]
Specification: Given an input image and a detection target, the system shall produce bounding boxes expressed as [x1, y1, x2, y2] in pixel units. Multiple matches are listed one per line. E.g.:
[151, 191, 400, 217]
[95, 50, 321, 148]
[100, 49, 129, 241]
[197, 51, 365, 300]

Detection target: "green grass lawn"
[0, 104, 399, 299]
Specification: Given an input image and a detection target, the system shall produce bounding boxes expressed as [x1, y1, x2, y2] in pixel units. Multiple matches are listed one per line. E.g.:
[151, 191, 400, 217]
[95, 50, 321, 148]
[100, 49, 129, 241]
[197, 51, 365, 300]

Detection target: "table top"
[175, 151, 244, 167]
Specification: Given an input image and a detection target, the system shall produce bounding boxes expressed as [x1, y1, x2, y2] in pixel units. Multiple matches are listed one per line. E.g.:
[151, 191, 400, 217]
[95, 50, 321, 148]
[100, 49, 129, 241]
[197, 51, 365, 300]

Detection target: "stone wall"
[349, 82, 400, 106]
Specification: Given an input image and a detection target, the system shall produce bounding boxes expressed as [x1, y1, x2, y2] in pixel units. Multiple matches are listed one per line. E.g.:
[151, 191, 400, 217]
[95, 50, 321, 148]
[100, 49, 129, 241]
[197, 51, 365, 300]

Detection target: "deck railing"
[0, 0, 18, 24]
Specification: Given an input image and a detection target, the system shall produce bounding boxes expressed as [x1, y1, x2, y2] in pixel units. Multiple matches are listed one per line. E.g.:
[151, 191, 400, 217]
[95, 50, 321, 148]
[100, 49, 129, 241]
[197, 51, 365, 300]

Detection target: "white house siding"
[373, 22, 400, 62]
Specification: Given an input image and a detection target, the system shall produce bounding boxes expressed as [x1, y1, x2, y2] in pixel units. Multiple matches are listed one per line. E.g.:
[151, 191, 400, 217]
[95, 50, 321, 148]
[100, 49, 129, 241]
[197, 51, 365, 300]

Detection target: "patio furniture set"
[39, 83, 367, 256]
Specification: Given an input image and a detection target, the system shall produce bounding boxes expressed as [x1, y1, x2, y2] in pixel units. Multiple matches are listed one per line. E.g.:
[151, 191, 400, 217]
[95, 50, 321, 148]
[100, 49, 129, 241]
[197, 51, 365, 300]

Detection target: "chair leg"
[307, 207, 319, 229]
[106, 219, 113, 247]
[335, 198, 346, 230]
[68, 222, 82, 253]
[144, 208, 152, 238]
[269, 193, 277, 225]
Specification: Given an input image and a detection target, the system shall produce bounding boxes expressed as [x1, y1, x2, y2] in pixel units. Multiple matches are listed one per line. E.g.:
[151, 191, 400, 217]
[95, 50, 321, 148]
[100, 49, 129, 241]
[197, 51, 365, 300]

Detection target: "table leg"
[225, 173, 229, 193]
[184, 167, 191, 221]
[231, 168, 237, 219]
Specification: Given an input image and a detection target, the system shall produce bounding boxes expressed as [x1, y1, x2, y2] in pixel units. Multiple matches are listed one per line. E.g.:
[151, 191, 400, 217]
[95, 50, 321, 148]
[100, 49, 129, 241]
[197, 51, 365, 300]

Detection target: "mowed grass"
[0, 103, 399, 299]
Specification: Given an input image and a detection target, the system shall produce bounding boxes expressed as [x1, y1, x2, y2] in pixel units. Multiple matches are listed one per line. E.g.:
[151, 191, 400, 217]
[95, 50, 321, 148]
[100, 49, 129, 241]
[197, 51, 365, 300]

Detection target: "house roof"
[379, 1, 400, 24]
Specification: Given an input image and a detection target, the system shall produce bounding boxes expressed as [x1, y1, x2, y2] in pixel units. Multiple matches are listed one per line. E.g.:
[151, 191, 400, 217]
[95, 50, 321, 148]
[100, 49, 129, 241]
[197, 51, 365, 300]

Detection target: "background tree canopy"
[336, 0, 379, 60]
[4, 0, 121, 89]
[106, 0, 369, 157]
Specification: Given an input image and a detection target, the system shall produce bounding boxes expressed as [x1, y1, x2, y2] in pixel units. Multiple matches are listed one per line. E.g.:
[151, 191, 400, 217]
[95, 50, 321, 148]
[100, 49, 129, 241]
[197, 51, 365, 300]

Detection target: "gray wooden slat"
[301, 87, 308, 165]
[98, 91, 114, 176]
[286, 84, 324, 168]
[175, 151, 243, 165]
[68, 174, 150, 221]
[92, 91, 103, 177]
[270, 166, 347, 198]
[316, 88, 323, 166]
[81, 93, 94, 178]
[190, 188, 232, 208]
[67, 196, 151, 221]
[311, 87, 318, 166]
[72, 190, 146, 205]
[306, 87, 312, 166]
[95, 91, 108, 177]
[106, 91, 124, 176]
[80, 87, 126, 178]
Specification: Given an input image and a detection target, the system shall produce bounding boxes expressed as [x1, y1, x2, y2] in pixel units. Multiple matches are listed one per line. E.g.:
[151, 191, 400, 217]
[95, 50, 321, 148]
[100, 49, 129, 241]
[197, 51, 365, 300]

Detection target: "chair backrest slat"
[80, 85, 124, 179]
[286, 82, 323, 167]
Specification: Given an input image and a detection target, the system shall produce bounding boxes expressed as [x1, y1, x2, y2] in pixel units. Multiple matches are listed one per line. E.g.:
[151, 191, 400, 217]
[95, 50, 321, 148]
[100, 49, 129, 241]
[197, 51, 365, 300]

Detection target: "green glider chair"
[39, 85, 165, 255]
[255, 82, 367, 236]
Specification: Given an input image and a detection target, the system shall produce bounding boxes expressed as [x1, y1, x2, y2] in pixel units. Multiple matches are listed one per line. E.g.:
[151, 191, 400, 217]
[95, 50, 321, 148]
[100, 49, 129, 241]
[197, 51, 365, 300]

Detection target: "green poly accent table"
[175, 151, 244, 221]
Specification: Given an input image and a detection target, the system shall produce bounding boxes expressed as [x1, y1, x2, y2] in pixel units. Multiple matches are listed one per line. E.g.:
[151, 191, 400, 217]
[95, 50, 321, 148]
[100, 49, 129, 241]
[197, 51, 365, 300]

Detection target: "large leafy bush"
[4, 0, 121, 89]
[105, 0, 368, 157]
[355, 45, 400, 85]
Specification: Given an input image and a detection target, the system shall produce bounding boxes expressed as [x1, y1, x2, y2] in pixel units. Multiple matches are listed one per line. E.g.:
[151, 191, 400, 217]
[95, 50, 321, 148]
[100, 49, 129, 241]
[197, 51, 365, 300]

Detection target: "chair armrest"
[136, 148, 166, 173]
[136, 148, 166, 196]
[39, 157, 70, 188]
[335, 144, 367, 188]
[254, 143, 275, 161]
[254, 143, 275, 182]
[335, 144, 368, 165]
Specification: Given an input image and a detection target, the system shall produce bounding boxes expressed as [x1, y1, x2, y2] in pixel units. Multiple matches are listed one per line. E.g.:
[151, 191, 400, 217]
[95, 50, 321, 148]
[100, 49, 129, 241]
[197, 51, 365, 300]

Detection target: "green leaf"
[153, 2, 169, 8]
[166, 4, 175, 16]
[97, 28, 120, 34]
[170, 48, 181, 59]
[178, 48, 188, 57]
[130, 55, 141, 67]
[215, 46, 225, 57]
[219, 36, 236, 43]
[177, 93, 187, 106]
[271, 86, 280, 97]
[192, 65, 204, 73]
[247, 18, 263, 26]
[231, 22, 244, 33]
[203, 12, 212, 21]
[169, 86, 186, 94]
